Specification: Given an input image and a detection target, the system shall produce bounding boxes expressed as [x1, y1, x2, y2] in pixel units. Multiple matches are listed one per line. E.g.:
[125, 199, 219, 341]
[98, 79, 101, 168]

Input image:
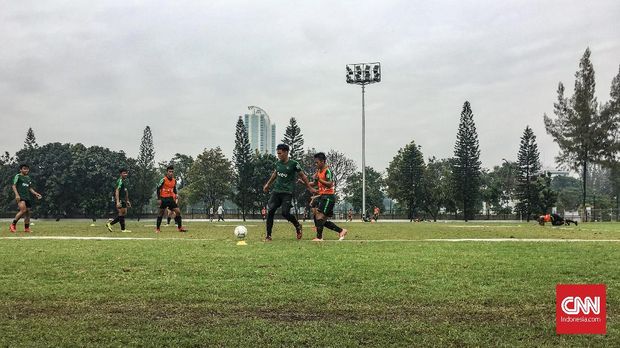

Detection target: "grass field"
[1, 219, 618, 347]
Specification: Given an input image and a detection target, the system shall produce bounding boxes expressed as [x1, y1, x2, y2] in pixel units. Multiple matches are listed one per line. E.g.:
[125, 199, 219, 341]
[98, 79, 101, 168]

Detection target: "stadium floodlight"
[346, 62, 381, 220]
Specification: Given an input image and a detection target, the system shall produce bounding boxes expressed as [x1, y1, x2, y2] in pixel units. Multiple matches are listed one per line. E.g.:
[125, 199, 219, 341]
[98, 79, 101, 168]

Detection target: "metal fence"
[2, 208, 619, 222]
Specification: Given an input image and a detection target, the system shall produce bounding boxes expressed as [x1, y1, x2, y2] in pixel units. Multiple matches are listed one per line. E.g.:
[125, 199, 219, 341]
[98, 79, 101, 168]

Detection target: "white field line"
[1, 236, 217, 241]
[1, 236, 619, 243]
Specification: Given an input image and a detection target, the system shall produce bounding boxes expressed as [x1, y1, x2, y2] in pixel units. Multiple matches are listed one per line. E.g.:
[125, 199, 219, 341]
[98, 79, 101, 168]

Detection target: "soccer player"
[373, 206, 380, 222]
[261, 206, 267, 221]
[217, 204, 224, 221]
[155, 166, 187, 233]
[9, 164, 42, 233]
[307, 152, 347, 241]
[347, 208, 353, 222]
[106, 168, 131, 232]
[263, 143, 315, 241]
[209, 206, 214, 222]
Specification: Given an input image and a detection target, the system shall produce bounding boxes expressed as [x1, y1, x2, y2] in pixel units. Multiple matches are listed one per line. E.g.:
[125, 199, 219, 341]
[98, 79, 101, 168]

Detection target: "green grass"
[1, 220, 618, 347]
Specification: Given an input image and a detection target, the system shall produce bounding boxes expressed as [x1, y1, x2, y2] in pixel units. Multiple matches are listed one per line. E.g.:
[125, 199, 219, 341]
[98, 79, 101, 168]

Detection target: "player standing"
[106, 168, 131, 232]
[155, 166, 187, 233]
[263, 144, 314, 241]
[307, 152, 347, 241]
[9, 164, 42, 233]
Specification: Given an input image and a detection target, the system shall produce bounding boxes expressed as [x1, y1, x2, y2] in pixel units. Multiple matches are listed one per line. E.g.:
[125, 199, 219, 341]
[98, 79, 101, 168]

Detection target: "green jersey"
[272, 159, 302, 193]
[13, 174, 33, 200]
[115, 177, 127, 201]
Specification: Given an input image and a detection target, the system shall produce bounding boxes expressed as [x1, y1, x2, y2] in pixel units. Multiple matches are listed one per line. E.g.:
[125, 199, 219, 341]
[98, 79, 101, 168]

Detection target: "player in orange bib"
[156, 165, 187, 233]
[307, 152, 347, 241]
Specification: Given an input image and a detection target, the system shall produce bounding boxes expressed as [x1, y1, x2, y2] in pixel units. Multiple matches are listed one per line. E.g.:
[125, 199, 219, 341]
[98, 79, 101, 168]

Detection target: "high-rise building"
[243, 106, 276, 155]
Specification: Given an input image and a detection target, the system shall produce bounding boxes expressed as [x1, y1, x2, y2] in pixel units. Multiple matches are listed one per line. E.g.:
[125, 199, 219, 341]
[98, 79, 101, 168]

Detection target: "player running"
[9, 164, 42, 233]
[155, 166, 187, 233]
[106, 168, 132, 232]
[263, 144, 315, 241]
[307, 152, 347, 241]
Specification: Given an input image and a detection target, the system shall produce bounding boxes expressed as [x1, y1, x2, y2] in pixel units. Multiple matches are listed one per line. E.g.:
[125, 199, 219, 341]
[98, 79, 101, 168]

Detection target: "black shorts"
[19, 199, 32, 209]
[268, 192, 293, 214]
[317, 195, 335, 217]
[160, 197, 178, 210]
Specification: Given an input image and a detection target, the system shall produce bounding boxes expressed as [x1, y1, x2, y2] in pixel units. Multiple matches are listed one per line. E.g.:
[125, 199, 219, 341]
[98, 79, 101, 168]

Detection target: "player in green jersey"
[106, 168, 132, 232]
[263, 144, 315, 241]
[9, 164, 42, 233]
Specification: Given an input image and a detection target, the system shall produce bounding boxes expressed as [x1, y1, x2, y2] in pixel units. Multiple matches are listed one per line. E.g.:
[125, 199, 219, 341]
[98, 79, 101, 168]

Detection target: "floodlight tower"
[346, 62, 381, 220]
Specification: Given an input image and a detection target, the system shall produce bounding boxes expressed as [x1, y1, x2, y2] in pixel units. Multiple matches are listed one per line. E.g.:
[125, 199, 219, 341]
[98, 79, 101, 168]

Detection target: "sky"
[1, 0, 619, 173]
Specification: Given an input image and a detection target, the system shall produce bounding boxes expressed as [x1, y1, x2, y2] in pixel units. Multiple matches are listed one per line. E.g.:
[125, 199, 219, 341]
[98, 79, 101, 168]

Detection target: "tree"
[452, 101, 482, 221]
[281, 117, 304, 160]
[0, 152, 17, 214]
[24, 128, 38, 150]
[70, 145, 130, 220]
[326, 149, 356, 199]
[551, 175, 582, 212]
[386, 140, 425, 221]
[159, 153, 194, 188]
[15, 143, 76, 219]
[185, 147, 233, 211]
[343, 167, 384, 215]
[281, 118, 306, 215]
[544, 48, 618, 221]
[532, 173, 558, 215]
[514, 126, 542, 221]
[233, 117, 254, 221]
[133, 126, 157, 219]
[251, 151, 277, 213]
[422, 157, 453, 221]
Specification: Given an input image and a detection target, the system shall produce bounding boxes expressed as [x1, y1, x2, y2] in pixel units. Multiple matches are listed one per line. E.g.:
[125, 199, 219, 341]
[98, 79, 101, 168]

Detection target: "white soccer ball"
[234, 225, 248, 239]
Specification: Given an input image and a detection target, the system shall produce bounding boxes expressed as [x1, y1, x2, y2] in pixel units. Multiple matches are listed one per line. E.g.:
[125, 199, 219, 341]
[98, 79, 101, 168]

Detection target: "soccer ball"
[234, 225, 247, 239]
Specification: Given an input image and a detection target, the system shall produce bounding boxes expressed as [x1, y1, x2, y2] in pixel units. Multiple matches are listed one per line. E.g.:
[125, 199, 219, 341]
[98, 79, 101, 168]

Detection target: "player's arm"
[156, 179, 164, 204]
[173, 184, 179, 203]
[315, 169, 334, 188]
[29, 187, 42, 199]
[263, 171, 277, 192]
[11, 176, 20, 202]
[115, 179, 122, 208]
[297, 171, 317, 194]
[125, 188, 131, 207]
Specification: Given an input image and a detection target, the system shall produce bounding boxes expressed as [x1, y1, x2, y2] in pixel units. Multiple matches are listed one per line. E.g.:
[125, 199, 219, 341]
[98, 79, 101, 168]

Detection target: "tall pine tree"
[133, 126, 157, 219]
[24, 127, 38, 149]
[281, 117, 304, 160]
[515, 126, 542, 221]
[544, 48, 618, 221]
[281, 117, 305, 215]
[233, 117, 254, 221]
[452, 101, 481, 221]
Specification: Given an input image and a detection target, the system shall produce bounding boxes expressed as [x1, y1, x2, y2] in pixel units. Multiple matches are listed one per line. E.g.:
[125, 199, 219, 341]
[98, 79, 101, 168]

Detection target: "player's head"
[19, 164, 30, 175]
[276, 144, 289, 161]
[119, 168, 128, 178]
[166, 165, 174, 179]
[313, 152, 327, 169]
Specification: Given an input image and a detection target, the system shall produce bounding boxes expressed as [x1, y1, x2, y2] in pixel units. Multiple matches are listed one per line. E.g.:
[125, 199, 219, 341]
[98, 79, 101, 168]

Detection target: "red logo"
[556, 284, 606, 334]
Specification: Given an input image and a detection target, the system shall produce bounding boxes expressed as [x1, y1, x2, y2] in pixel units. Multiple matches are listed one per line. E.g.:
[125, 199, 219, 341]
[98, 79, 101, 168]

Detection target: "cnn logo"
[561, 296, 600, 315]
[556, 284, 606, 335]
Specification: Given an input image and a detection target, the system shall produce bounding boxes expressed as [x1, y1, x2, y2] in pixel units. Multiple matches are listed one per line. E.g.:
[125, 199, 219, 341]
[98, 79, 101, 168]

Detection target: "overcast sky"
[1, 0, 619, 173]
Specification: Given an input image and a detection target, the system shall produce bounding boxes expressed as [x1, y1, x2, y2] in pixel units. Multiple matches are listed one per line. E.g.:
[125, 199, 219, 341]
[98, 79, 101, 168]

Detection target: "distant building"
[243, 106, 276, 155]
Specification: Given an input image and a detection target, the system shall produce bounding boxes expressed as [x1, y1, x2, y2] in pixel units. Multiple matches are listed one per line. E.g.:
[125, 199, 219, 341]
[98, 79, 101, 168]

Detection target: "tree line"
[1, 48, 618, 221]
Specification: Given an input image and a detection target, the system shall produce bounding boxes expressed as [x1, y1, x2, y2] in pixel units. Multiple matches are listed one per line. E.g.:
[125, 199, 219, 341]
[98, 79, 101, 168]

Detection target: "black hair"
[166, 165, 174, 171]
[313, 152, 327, 161]
[276, 144, 289, 152]
[20, 164, 29, 169]
[119, 168, 128, 174]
